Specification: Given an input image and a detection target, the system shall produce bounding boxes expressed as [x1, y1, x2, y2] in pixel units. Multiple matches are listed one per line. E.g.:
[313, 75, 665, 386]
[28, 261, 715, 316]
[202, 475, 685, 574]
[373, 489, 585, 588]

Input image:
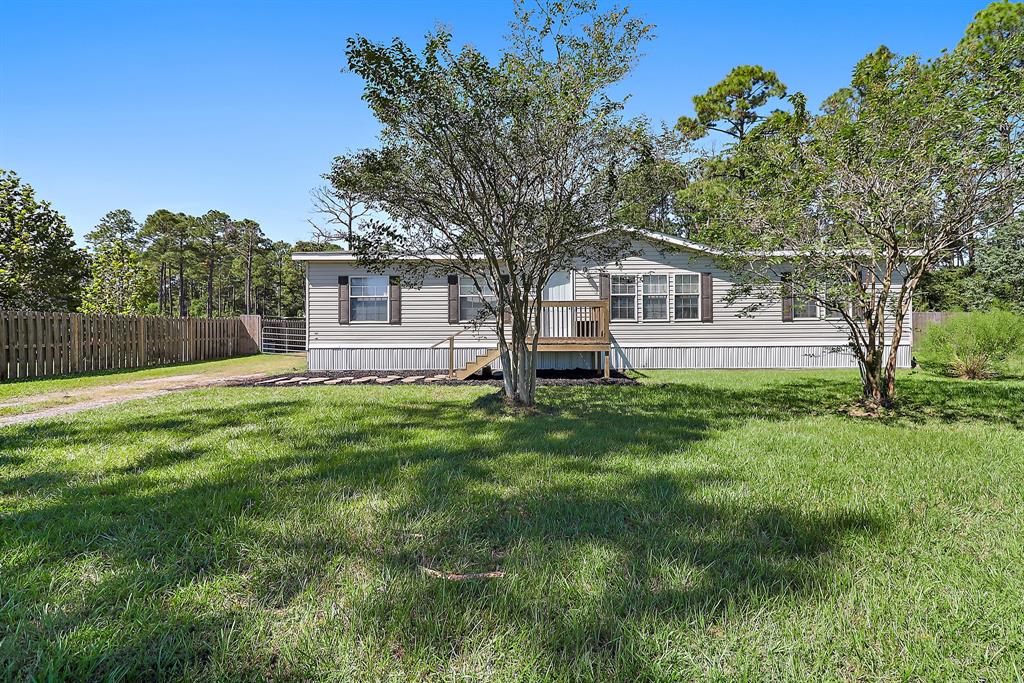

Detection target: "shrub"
[916, 310, 1024, 379]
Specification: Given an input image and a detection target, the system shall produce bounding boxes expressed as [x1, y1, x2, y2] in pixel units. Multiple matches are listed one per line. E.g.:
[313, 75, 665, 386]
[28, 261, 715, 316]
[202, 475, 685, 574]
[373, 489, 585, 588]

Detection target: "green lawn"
[1, 369, 1022, 681]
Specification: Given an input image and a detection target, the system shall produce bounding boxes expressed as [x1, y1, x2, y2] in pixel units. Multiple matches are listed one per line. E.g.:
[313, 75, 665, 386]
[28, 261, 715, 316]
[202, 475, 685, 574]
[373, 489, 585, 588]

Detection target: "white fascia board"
[291, 252, 486, 262]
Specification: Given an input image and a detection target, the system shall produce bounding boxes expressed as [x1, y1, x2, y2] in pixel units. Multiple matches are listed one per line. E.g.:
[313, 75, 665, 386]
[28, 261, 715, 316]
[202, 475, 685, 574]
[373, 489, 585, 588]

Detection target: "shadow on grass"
[0, 372, 1020, 679]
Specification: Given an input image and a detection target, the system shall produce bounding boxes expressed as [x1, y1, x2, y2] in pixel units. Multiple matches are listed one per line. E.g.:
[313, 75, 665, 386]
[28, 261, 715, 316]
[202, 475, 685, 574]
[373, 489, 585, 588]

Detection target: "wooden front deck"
[532, 300, 610, 352]
[441, 300, 612, 379]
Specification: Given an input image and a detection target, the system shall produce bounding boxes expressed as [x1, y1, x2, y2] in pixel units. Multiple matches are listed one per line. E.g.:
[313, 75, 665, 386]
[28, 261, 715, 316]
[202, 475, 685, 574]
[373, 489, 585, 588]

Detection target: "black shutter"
[781, 271, 794, 322]
[338, 275, 350, 324]
[700, 272, 713, 322]
[448, 275, 459, 324]
[599, 272, 610, 300]
[389, 276, 401, 325]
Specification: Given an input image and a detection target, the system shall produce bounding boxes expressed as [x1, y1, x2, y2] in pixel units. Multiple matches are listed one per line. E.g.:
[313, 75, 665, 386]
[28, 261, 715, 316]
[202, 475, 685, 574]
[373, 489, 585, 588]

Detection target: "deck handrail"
[534, 299, 610, 344]
[430, 300, 610, 377]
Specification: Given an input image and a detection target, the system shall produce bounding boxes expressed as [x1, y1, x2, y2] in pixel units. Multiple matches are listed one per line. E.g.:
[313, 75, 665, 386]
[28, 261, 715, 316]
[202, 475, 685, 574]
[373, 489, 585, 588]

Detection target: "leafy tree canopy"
[80, 240, 147, 315]
[85, 209, 140, 250]
[676, 65, 787, 142]
[336, 0, 670, 406]
[680, 3, 1023, 408]
[0, 169, 88, 311]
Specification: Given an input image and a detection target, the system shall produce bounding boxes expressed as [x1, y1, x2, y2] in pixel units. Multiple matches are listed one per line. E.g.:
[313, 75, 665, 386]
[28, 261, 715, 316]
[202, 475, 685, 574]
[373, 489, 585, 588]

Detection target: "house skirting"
[307, 345, 912, 372]
[611, 345, 911, 370]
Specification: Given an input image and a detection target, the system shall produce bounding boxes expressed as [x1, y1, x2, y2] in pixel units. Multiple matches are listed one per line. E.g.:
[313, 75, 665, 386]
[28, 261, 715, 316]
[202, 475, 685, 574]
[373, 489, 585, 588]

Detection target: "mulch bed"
[231, 368, 637, 388]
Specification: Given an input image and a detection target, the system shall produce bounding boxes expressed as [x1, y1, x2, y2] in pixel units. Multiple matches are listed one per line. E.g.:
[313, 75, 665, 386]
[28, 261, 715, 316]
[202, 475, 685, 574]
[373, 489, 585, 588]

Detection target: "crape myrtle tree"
[685, 4, 1022, 408]
[331, 0, 672, 406]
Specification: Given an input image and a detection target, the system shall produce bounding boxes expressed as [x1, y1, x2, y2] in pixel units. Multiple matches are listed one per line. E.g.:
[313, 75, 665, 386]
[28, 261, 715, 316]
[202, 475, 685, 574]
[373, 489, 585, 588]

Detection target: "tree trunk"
[859, 357, 894, 408]
[178, 258, 187, 317]
[158, 262, 165, 315]
[496, 305, 539, 407]
[206, 259, 214, 318]
[244, 246, 253, 315]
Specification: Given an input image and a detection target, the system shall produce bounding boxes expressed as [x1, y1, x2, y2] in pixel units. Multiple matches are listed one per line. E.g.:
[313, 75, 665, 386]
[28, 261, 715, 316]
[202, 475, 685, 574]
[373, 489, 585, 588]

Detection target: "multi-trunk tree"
[331, 0, 673, 406]
[683, 3, 1022, 408]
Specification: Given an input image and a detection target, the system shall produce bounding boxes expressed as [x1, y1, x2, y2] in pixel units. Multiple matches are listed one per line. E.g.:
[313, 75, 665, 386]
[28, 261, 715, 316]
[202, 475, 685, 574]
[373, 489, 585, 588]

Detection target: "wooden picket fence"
[0, 311, 261, 381]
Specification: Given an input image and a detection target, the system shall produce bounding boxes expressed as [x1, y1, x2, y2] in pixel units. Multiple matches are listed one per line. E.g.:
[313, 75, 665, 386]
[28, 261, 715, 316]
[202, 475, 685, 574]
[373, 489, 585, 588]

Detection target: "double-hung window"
[610, 275, 636, 320]
[350, 276, 389, 321]
[792, 293, 818, 320]
[459, 278, 496, 321]
[824, 300, 846, 319]
[674, 274, 699, 320]
[822, 285, 847, 319]
[642, 274, 669, 321]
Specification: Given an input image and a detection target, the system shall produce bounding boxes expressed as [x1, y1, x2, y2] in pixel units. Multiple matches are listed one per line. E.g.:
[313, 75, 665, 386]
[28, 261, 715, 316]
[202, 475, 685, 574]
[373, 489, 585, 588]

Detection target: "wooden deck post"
[448, 336, 455, 378]
[603, 350, 610, 379]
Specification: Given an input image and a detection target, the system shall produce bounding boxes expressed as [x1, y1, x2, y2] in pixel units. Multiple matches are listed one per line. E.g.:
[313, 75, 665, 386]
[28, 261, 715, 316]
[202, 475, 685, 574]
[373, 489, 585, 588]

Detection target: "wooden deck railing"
[430, 300, 611, 378]
[535, 300, 610, 344]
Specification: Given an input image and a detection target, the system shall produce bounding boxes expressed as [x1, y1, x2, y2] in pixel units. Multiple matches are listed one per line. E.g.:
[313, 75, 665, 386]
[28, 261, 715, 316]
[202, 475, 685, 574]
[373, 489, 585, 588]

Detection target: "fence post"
[138, 317, 147, 367]
[0, 311, 7, 381]
[71, 314, 81, 373]
[239, 314, 261, 354]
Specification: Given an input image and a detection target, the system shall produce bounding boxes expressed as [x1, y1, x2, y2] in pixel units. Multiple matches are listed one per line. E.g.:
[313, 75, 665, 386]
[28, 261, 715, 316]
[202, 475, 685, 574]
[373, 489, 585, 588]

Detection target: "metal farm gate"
[261, 317, 306, 354]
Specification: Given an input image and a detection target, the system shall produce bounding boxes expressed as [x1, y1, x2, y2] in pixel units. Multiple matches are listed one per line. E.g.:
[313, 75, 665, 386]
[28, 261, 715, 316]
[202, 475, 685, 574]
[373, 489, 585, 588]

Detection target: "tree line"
[0, 170, 336, 317]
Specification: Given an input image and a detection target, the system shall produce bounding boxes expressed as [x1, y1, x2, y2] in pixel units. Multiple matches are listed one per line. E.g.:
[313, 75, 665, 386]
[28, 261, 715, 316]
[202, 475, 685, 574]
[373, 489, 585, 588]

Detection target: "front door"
[543, 271, 573, 301]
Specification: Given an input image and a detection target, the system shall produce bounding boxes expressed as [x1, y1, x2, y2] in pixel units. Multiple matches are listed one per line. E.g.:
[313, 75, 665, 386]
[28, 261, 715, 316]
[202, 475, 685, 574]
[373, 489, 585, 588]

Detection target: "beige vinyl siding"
[306, 264, 497, 349]
[304, 240, 911, 364]
[572, 242, 909, 348]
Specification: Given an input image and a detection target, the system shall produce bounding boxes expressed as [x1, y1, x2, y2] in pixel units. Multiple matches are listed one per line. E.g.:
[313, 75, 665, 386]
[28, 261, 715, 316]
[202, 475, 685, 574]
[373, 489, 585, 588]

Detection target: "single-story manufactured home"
[291, 230, 911, 377]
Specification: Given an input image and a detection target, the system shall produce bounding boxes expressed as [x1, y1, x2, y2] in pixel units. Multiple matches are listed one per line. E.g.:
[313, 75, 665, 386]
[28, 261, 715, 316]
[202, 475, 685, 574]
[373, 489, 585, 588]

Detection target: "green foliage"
[0, 169, 88, 311]
[976, 218, 1024, 312]
[79, 240, 147, 315]
[914, 266, 992, 312]
[676, 65, 786, 142]
[917, 310, 1024, 378]
[961, 0, 1024, 49]
[85, 209, 140, 250]
[338, 0, 666, 406]
[678, 3, 1023, 407]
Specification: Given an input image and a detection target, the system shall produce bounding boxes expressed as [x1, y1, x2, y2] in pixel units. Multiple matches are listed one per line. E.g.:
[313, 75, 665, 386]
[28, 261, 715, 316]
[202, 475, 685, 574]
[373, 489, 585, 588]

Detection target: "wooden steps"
[454, 347, 502, 380]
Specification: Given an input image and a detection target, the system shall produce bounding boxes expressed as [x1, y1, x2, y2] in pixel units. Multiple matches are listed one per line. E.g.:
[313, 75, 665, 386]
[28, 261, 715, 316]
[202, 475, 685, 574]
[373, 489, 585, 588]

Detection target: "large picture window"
[674, 274, 699, 320]
[642, 274, 669, 321]
[459, 278, 496, 321]
[610, 275, 636, 320]
[350, 276, 389, 321]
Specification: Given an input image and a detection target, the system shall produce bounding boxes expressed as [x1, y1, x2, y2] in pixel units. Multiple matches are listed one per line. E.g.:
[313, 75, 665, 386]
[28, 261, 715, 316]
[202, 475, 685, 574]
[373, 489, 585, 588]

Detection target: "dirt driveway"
[0, 355, 304, 428]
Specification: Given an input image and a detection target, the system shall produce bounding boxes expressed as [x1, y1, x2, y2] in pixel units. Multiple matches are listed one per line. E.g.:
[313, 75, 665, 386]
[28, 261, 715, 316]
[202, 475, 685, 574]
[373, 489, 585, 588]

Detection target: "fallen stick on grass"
[419, 566, 505, 581]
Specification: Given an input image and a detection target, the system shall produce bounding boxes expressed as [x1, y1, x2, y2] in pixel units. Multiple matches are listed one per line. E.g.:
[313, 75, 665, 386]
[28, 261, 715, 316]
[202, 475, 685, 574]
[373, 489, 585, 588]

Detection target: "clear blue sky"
[1, 0, 990, 244]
